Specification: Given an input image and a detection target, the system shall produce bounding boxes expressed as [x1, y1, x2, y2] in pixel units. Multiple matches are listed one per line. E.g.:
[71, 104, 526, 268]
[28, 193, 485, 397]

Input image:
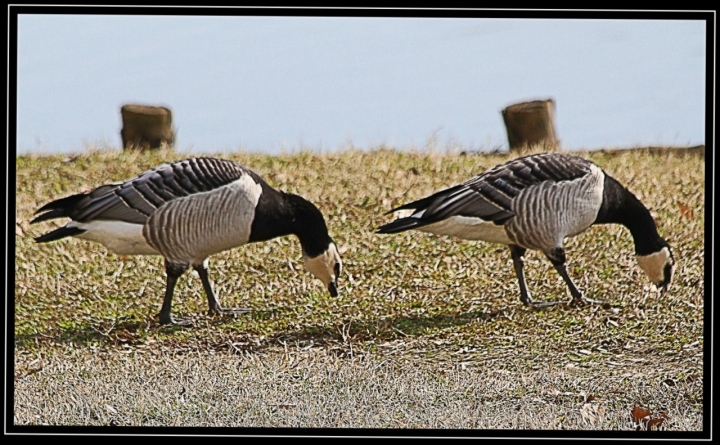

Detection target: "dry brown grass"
[13, 145, 706, 434]
[14, 344, 702, 430]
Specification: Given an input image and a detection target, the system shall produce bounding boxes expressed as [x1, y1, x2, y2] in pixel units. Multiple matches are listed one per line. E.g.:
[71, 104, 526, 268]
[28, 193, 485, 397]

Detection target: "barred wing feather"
[66, 158, 255, 225]
[391, 154, 594, 225]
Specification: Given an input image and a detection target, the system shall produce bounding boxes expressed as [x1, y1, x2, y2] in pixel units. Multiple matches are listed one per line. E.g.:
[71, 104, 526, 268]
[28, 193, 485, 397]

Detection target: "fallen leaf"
[632, 406, 668, 430]
[16, 224, 24, 237]
[632, 406, 651, 423]
[677, 201, 694, 220]
[646, 412, 668, 430]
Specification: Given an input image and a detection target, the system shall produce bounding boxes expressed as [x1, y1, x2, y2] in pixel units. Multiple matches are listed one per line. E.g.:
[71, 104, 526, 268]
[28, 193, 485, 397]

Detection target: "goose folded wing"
[421, 184, 514, 223]
[70, 158, 255, 224]
[439, 154, 595, 223]
[71, 164, 197, 223]
[72, 186, 153, 224]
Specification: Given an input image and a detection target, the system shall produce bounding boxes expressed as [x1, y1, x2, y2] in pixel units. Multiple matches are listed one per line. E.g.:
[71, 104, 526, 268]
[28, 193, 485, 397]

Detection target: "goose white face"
[303, 242, 342, 297]
[636, 247, 675, 292]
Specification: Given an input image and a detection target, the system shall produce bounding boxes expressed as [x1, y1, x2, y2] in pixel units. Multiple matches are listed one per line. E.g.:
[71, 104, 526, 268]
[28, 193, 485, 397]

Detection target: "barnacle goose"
[31, 157, 343, 325]
[377, 153, 674, 307]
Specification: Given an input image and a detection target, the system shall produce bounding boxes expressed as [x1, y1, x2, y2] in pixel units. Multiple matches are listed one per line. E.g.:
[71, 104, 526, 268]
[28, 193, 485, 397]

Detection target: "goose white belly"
[418, 216, 512, 245]
[71, 220, 159, 255]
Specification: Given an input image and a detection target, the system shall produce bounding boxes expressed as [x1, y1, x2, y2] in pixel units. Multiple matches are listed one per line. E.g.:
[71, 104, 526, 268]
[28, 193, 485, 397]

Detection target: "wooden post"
[120, 104, 175, 151]
[501, 99, 559, 152]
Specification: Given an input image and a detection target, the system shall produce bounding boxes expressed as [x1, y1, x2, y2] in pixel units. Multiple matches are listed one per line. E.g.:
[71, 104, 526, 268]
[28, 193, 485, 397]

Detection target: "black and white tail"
[31, 193, 90, 243]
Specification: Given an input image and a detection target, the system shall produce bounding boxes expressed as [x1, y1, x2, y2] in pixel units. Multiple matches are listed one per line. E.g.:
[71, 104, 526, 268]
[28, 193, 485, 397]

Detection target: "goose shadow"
[13, 308, 505, 351]
[248, 306, 507, 347]
[13, 318, 153, 349]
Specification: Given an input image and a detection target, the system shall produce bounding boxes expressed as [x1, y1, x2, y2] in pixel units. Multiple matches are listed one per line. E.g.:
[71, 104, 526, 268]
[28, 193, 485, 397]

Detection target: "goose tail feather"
[31, 193, 88, 224]
[376, 216, 429, 234]
[34, 226, 86, 244]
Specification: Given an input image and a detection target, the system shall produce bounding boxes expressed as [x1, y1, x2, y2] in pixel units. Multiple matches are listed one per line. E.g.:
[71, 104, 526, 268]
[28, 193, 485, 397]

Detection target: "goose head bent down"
[31, 157, 343, 325]
[304, 241, 342, 297]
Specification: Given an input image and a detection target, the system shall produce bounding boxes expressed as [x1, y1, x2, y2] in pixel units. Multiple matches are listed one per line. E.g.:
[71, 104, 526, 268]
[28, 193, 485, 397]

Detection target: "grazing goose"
[31, 157, 342, 325]
[377, 153, 674, 307]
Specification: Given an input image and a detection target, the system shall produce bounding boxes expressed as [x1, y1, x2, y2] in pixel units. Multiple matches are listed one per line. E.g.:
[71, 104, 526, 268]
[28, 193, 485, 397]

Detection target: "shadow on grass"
[14, 318, 153, 349]
[259, 307, 507, 347]
[14, 307, 505, 351]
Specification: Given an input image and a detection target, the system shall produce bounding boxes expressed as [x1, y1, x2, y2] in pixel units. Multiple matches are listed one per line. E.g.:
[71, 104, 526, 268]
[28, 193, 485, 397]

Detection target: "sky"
[13, 10, 709, 155]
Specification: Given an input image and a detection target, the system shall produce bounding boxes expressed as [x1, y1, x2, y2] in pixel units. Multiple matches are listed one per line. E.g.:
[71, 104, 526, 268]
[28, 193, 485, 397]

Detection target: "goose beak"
[328, 282, 338, 297]
[659, 282, 670, 294]
[656, 280, 670, 295]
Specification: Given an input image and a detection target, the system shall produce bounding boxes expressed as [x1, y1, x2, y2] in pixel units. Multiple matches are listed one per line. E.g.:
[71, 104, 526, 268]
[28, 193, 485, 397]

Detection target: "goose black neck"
[594, 174, 667, 256]
[249, 186, 332, 257]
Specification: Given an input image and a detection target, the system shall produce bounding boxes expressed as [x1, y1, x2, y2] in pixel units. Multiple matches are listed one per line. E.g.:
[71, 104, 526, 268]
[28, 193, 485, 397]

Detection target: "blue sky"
[14, 11, 708, 154]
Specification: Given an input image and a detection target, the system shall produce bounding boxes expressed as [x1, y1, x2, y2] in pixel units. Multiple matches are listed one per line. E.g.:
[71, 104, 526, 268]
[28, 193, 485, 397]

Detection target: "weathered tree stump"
[501, 99, 559, 152]
[120, 104, 175, 151]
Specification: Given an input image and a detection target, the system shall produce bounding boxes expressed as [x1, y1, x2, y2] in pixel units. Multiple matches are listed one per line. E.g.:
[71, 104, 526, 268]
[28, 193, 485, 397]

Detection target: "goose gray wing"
[68, 158, 258, 224]
[394, 153, 595, 225]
